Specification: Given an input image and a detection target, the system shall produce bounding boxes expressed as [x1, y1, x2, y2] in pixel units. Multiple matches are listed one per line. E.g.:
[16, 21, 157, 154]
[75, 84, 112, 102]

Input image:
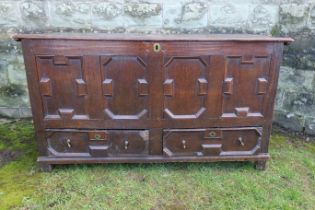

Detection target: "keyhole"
[153, 43, 160, 52]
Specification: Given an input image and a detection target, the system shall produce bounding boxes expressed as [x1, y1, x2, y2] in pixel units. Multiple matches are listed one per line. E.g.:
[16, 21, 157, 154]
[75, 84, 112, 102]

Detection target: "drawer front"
[47, 130, 149, 157]
[102, 130, 149, 156]
[163, 127, 262, 157]
[47, 132, 89, 156]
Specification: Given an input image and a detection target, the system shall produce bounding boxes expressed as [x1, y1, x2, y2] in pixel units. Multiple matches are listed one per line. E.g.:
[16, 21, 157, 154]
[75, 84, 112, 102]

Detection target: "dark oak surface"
[15, 33, 292, 171]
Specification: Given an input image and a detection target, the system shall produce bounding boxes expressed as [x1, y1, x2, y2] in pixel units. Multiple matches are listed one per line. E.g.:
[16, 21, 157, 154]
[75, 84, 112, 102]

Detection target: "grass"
[0, 120, 314, 210]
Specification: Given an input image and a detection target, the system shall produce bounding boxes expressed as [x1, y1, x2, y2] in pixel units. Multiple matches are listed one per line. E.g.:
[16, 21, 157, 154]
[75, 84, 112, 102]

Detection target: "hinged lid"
[12, 33, 294, 45]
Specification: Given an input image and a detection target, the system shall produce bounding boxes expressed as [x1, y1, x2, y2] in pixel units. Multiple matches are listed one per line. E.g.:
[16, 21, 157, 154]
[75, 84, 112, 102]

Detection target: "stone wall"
[0, 0, 314, 135]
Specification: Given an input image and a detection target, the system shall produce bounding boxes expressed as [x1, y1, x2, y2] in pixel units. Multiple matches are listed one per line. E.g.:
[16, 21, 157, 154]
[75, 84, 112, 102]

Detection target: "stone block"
[19, 107, 32, 118]
[164, 1, 207, 29]
[0, 58, 8, 87]
[7, 67, 26, 86]
[247, 4, 279, 33]
[208, 3, 250, 30]
[0, 1, 20, 29]
[91, 1, 124, 29]
[309, 4, 315, 29]
[0, 92, 29, 107]
[20, 0, 48, 30]
[282, 91, 315, 116]
[253, 0, 281, 3]
[0, 107, 20, 118]
[7, 56, 26, 86]
[275, 88, 285, 110]
[305, 117, 315, 135]
[124, 1, 162, 27]
[0, 39, 22, 55]
[278, 66, 315, 92]
[273, 110, 304, 132]
[48, 0, 91, 29]
[279, 3, 309, 32]
[283, 35, 315, 70]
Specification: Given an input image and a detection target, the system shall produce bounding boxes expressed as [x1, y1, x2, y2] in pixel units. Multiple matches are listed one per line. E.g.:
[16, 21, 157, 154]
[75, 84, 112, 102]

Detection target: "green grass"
[0, 120, 314, 210]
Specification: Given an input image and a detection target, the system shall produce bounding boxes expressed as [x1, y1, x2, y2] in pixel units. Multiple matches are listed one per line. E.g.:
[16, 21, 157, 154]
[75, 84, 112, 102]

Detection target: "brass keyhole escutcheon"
[209, 131, 216, 137]
[95, 134, 101, 140]
[153, 43, 161, 53]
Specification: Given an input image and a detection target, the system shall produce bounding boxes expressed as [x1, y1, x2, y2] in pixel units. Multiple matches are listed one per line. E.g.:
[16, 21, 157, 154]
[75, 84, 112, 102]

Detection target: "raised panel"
[163, 56, 209, 119]
[39, 77, 52, 96]
[75, 79, 87, 96]
[36, 55, 89, 120]
[163, 79, 174, 96]
[221, 55, 271, 118]
[103, 79, 113, 96]
[53, 55, 69, 65]
[257, 78, 268, 94]
[223, 77, 233, 95]
[137, 79, 149, 96]
[198, 78, 208, 95]
[101, 55, 149, 120]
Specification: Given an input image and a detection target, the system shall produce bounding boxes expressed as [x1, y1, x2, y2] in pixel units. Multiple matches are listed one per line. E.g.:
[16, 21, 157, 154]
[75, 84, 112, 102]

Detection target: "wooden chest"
[14, 34, 293, 171]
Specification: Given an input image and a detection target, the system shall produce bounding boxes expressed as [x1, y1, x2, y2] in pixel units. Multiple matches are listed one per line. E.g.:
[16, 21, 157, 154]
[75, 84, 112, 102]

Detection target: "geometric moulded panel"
[101, 55, 149, 120]
[36, 55, 89, 120]
[221, 55, 270, 118]
[163, 56, 209, 119]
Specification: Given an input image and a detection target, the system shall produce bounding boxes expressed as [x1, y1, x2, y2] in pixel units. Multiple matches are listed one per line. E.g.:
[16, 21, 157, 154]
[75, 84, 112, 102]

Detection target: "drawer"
[46, 130, 149, 157]
[163, 127, 262, 157]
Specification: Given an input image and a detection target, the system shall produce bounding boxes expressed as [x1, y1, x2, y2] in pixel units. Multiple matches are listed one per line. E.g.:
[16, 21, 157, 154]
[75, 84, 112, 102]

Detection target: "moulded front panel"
[100, 55, 150, 120]
[36, 55, 89, 120]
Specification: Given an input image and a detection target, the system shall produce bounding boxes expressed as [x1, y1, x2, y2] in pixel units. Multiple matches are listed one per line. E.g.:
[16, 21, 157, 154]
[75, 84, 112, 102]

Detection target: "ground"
[0, 120, 314, 210]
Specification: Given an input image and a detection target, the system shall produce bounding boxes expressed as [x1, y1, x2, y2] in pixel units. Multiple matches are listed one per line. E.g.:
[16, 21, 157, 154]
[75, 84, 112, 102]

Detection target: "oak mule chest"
[14, 34, 293, 171]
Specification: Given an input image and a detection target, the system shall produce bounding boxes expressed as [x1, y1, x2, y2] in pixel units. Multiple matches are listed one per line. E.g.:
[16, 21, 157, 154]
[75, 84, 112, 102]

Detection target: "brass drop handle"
[124, 140, 129, 150]
[237, 137, 245, 146]
[66, 138, 71, 148]
[182, 140, 186, 149]
[153, 43, 161, 52]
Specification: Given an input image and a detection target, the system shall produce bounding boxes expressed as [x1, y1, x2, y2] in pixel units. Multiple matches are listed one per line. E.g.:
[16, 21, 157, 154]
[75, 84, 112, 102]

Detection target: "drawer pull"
[153, 43, 161, 52]
[66, 139, 71, 148]
[182, 140, 186, 149]
[124, 140, 129, 150]
[237, 137, 245, 146]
